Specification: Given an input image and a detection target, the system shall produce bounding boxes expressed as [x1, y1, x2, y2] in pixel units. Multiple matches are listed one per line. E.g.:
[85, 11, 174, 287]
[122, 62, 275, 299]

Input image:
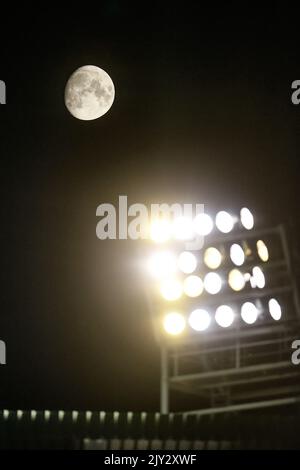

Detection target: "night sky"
[0, 4, 300, 411]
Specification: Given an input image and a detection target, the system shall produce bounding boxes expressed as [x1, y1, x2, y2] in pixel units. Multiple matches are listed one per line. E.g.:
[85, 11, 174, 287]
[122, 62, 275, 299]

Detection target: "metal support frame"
[153, 224, 300, 414]
[182, 396, 300, 416]
[160, 344, 169, 413]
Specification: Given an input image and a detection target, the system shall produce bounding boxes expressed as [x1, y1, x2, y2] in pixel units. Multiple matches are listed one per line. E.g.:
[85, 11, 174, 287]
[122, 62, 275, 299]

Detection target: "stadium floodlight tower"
[144, 207, 300, 414]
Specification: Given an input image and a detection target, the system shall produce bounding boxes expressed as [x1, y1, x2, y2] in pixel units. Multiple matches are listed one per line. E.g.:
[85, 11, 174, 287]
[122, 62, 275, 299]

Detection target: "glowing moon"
[65, 65, 115, 120]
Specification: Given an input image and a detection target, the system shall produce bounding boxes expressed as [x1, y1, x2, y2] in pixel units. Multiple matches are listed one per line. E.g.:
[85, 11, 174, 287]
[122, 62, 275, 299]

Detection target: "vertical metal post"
[160, 344, 169, 414]
[236, 338, 240, 369]
[279, 224, 300, 318]
[236, 324, 241, 369]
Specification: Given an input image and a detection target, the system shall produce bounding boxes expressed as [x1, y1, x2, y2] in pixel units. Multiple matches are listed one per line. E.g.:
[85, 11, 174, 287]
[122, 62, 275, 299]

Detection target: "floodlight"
[230, 243, 245, 266]
[193, 213, 213, 236]
[251, 266, 265, 289]
[183, 275, 204, 298]
[240, 207, 254, 230]
[188, 309, 211, 331]
[173, 216, 194, 241]
[241, 302, 258, 324]
[215, 305, 234, 328]
[257, 240, 269, 262]
[204, 272, 222, 295]
[178, 251, 197, 274]
[160, 279, 183, 301]
[148, 251, 177, 279]
[204, 247, 222, 269]
[228, 269, 246, 291]
[215, 211, 234, 233]
[163, 312, 186, 335]
[150, 219, 171, 243]
[268, 298, 282, 320]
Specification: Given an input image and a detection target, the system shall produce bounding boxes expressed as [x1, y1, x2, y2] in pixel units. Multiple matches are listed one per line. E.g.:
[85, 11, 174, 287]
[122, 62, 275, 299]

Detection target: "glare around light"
[240, 207, 254, 230]
[150, 219, 171, 243]
[268, 298, 282, 321]
[204, 272, 222, 295]
[204, 247, 222, 270]
[173, 217, 194, 241]
[215, 305, 234, 328]
[163, 312, 186, 335]
[215, 211, 234, 233]
[193, 213, 214, 236]
[230, 243, 245, 266]
[257, 240, 269, 262]
[183, 275, 204, 298]
[241, 302, 258, 324]
[188, 309, 211, 332]
[228, 269, 246, 291]
[178, 251, 197, 274]
[148, 251, 177, 279]
[160, 279, 183, 301]
[252, 266, 265, 289]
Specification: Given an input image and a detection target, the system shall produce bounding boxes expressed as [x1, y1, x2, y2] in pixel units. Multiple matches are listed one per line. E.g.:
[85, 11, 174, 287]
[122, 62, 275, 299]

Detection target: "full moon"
[65, 65, 115, 120]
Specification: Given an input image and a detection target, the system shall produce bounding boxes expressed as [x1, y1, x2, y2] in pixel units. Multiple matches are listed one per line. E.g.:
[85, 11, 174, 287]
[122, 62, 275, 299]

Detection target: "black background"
[0, 3, 300, 411]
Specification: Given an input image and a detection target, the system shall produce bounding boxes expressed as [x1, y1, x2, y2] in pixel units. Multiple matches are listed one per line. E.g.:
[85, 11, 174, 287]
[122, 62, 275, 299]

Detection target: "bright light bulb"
[178, 251, 197, 274]
[193, 213, 213, 236]
[215, 305, 234, 328]
[148, 251, 177, 279]
[163, 312, 186, 335]
[188, 309, 211, 332]
[228, 269, 245, 292]
[172, 216, 194, 240]
[150, 219, 171, 243]
[251, 266, 265, 289]
[183, 275, 203, 298]
[230, 243, 245, 266]
[204, 272, 222, 295]
[257, 240, 269, 262]
[160, 279, 183, 301]
[268, 298, 282, 321]
[241, 302, 258, 324]
[215, 211, 234, 233]
[240, 207, 254, 230]
[204, 247, 222, 269]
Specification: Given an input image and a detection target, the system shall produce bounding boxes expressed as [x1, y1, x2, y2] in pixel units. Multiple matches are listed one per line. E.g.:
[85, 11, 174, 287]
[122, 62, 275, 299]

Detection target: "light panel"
[230, 243, 245, 266]
[215, 211, 234, 233]
[160, 279, 183, 301]
[215, 305, 234, 328]
[241, 302, 258, 324]
[204, 247, 222, 269]
[228, 269, 245, 292]
[150, 219, 171, 243]
[257, 240, 269, 262]
[148, 251, 177, 279]
[147, 207, 288, 340]
[268, 298, 282, 320]
[163, 312, 186, 335]
[193, 213, 213, 236]
[172, 216, 194, 241]
[251, 266, 265, 289]
[188, 309, 211, 331]
[240, 207, 254, 230]
[204, 272, 222, 295]
[178, 251, 197, 274]
[183, 275, 203, 298]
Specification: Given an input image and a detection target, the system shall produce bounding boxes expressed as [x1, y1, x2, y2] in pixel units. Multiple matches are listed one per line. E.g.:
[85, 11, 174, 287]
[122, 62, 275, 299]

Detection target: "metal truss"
[157, 225, 300, 413]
